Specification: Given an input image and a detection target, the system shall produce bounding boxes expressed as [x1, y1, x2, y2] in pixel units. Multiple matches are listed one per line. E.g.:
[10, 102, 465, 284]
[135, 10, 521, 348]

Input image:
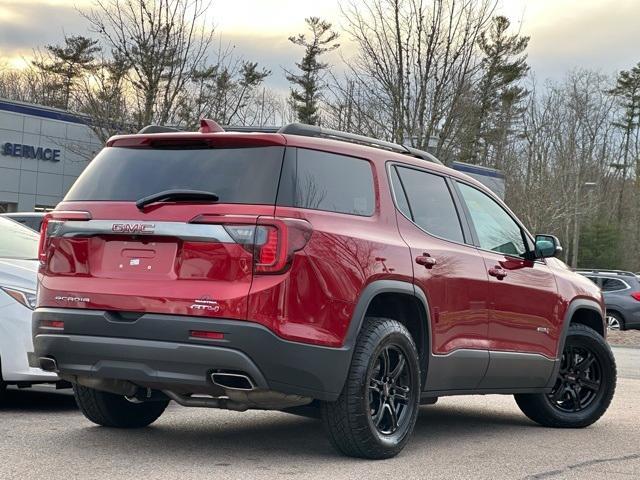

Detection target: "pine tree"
[609, 63, 640, 221]
[461, 16, 530, 167]
[32, 35, 101, 110]
[285, 17, 339, 125]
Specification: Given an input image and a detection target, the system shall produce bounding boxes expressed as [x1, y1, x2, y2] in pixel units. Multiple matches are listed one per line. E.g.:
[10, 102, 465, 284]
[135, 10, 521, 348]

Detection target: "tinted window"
[65, 146, 285, 204]
[458, 183, 526, 256]
[390, 167, 411, 218]
[586, 276, 599, 286]
[0, 217, 39, 259]
[601, 278, 627, 292]
[286, 148, 374, 216]
[395, 166, 464, 243]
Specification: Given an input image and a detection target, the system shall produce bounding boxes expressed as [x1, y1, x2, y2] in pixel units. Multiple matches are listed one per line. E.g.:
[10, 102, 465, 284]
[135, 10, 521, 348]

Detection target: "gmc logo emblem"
[111, 223, 156, 234]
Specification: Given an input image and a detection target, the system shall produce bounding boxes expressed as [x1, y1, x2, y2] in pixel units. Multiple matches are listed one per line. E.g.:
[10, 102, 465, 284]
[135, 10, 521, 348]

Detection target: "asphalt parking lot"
[1, 347, 638, 480]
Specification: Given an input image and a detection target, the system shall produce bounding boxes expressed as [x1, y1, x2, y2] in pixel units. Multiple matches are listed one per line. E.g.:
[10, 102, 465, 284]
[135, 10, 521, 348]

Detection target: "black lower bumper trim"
[33, 308, 351, 401]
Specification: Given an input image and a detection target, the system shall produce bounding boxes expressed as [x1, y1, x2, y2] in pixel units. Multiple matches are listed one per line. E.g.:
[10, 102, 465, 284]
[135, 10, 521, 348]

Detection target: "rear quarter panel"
[248, 152, 414, 347]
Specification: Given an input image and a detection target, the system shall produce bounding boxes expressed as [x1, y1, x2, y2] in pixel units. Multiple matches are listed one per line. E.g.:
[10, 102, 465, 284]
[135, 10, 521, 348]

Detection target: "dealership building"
[0, 98, 102, 213]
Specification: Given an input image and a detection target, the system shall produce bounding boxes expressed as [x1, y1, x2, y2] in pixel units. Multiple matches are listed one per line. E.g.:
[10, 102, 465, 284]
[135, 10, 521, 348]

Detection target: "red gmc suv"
[33, 121, 616, 459]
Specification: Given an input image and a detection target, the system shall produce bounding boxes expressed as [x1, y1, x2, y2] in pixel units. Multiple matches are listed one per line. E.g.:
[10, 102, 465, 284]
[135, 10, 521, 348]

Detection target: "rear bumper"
[32, 308, 351, 401]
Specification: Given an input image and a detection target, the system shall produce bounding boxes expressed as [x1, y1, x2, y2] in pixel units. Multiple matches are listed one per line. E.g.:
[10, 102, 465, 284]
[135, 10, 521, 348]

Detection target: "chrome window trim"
[598, 276, 631, 293]
[385, 162, 472, 248]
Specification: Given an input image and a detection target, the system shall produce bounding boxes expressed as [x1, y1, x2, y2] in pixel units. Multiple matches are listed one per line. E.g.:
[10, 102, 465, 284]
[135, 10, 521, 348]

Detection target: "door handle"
[416, 253, 437, 269]
[488, 266, 507, 280]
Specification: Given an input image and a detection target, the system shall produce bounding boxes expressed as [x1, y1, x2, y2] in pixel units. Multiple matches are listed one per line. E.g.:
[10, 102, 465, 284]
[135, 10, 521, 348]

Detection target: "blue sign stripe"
[452, 161, 505, 179]
[0, 99, 88, 125]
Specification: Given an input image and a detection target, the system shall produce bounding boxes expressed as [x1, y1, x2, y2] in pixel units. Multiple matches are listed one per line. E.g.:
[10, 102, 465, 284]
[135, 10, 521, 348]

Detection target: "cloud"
[0, 2, 92, 58]
[2, 0, 638, 92]
[523, 0, 640, 79]
[213, 30, 346, 91]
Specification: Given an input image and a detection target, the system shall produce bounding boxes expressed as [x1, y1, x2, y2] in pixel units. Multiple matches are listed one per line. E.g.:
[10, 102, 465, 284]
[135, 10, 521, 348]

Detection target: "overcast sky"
[1, 0, 639, 91]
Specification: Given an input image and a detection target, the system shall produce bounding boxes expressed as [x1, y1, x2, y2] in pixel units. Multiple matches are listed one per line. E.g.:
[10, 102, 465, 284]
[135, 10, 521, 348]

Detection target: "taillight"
[38, 211, 91, 265]
[631, 292, 640, 301]
[191, 215, 312, 274]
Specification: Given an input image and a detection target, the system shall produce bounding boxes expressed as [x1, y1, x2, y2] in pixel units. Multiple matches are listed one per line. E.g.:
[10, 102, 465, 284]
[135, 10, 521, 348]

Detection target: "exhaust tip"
[211, 371, 255, 391]
[38, 357, 58, 372]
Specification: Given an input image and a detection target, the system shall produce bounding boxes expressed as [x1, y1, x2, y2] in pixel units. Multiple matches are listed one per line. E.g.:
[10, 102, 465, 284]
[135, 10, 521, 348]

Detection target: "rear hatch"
[37, 137, 287, 321]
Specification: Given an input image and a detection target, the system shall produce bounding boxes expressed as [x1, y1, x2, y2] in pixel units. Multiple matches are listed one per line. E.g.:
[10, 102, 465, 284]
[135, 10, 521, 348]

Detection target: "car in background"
[0, 216, 58, 400]
[1, 212, 47, 232]
[576, 269, 640, 331]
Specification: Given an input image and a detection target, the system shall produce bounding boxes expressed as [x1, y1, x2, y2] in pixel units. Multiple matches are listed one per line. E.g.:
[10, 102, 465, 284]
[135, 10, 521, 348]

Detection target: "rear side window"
[278, 148, 375, 216]
[601, 278, 628, 292]
[65, 146, 285, 204]
[394, 166, 464, 243]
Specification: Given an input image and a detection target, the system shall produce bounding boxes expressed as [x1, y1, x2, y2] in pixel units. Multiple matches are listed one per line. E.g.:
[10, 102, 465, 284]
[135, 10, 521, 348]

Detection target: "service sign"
[1, 142, 61, 162]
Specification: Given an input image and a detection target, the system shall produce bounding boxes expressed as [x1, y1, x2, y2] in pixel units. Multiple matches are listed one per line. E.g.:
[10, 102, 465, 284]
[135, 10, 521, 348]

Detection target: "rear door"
[390, 164, 490, 391]
[38, 143, 286, 321]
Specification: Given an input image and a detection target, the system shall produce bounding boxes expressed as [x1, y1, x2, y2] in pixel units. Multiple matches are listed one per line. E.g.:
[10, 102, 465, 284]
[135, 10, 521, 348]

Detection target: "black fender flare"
[344, 280, 431, 348]
[341, 280, 432, 385]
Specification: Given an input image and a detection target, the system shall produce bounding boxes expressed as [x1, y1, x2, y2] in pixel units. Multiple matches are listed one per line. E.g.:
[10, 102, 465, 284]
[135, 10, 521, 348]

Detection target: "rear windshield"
[0, 217, 39, 260]
[65, 146, 285, 204]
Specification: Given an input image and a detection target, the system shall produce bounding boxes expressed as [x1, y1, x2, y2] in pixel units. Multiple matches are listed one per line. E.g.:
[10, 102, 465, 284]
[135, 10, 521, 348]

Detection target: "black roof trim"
[278, 123, 443, 165]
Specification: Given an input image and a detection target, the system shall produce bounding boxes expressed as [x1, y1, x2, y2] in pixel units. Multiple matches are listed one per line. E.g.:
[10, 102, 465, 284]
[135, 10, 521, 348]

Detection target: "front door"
[455, 182, 561, 388]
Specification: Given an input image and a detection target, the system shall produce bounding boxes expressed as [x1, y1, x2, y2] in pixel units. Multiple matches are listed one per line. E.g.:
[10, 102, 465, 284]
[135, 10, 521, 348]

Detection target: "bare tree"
[82, 0, 215, 127]
[76, 52, 132, 143]
[332, 0, 496, 161]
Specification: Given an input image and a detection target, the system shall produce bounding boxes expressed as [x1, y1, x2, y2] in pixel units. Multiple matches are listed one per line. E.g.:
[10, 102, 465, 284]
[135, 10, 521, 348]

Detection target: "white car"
[0, 216, 58, 399]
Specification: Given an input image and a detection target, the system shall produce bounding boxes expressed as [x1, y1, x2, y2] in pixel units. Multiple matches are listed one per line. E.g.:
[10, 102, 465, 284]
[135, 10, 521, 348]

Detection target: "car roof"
[576, 270, 637, 278]
[1, 212, 46, 218]
[105, 130, 493, 196]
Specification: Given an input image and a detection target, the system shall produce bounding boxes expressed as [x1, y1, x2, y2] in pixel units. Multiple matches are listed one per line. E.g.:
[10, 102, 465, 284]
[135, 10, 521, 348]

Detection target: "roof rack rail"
[277, 123, 443, 165]
[574, 269, 636, 277]
[137, 125, 182, 134]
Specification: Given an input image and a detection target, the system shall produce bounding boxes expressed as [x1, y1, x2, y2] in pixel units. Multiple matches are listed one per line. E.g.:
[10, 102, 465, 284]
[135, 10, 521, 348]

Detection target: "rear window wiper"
[135, 189, 220, 210]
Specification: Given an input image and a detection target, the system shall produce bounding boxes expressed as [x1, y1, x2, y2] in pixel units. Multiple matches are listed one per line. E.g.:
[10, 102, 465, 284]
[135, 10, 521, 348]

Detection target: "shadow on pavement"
[0, 387, 77, 412]
[57, 401, 534, 461]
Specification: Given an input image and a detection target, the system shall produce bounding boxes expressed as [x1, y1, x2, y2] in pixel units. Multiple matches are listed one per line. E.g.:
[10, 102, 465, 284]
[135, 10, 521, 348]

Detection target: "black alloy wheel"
[321, 317, 421, 459]
[368, 345, 412, 435]
[514, 323, 616, 428]
[547, 344, 602, 413]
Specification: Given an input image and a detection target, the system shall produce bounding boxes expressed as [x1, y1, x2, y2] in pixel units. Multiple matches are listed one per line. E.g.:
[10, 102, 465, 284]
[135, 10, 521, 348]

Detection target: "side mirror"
[535, 234, 562, 258]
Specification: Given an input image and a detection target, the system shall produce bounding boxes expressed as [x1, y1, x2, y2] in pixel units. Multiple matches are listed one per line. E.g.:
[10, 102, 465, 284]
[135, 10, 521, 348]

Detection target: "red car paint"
[37, 129, 603, 360]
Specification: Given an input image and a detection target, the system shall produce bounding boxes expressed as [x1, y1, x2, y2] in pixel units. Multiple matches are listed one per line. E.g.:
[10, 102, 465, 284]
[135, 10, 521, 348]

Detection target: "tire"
[606, 311, 625, 331]
[73, 384, 169, 428]
[321, 317, 421, 459]
[515, 323, 616, 428]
